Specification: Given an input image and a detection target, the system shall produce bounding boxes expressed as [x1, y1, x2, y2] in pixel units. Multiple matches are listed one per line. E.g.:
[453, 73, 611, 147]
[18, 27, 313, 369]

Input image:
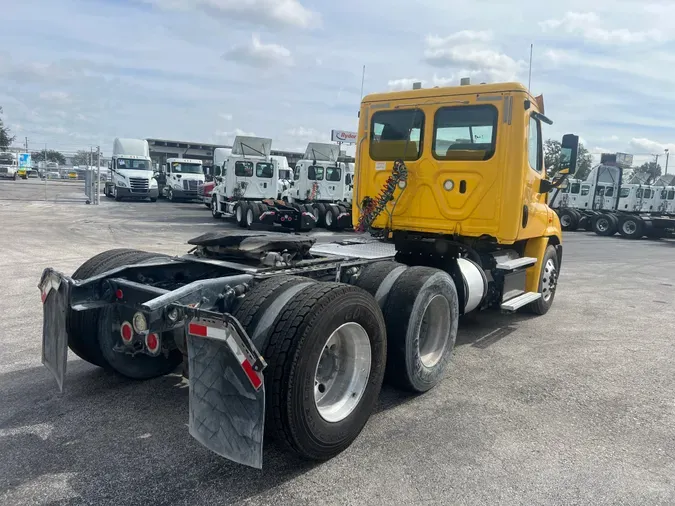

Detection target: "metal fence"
[0, 168, 107, 203]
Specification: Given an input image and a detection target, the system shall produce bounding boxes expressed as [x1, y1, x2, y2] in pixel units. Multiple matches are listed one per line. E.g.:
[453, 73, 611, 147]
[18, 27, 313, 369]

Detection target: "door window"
[235, 161, 254, 177]
[527, 116, 542, 172]
[580, 185, 590, 196]
[370, 109, 424, 161]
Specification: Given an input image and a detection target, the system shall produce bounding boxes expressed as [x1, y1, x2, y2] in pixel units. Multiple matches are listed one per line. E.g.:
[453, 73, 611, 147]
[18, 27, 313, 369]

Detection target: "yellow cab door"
[514, 106, 550, 241]
[360, 88, 513, 240]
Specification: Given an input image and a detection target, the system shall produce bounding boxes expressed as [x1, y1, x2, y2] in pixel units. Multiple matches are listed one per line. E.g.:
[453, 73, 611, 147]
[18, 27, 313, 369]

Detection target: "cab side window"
[580, 185, 590, 196]
[294, 167, 301, 181]
[570, 182, 581, 194]
[528, 116, 542, 172]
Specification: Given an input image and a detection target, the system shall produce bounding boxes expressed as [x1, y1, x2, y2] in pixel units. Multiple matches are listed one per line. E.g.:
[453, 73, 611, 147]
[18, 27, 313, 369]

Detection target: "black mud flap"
[39, 269, 70, 393]
[186, 315, 267, 469]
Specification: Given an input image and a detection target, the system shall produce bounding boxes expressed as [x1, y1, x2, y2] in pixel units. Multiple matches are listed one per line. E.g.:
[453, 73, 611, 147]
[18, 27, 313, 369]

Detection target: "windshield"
[0, 155, 15, 165]
[118, 158, 151, 170]
[171, 162, 202, 174]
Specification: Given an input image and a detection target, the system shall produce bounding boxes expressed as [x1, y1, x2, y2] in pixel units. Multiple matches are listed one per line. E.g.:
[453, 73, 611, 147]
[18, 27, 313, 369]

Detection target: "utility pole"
[96, 146, 101, 205]
[25, 137, 28, 151]
[665, 149, 669, 175]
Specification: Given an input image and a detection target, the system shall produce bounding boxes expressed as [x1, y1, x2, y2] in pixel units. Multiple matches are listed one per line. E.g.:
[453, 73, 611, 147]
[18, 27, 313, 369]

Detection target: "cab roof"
[362, 81, 534, 104]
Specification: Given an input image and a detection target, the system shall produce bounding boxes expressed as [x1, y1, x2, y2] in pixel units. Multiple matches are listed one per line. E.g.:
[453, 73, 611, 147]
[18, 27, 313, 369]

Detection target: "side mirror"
[108, 160, 112, 170]
[539, 179, 553, 194]
[560, 134, 579, 176]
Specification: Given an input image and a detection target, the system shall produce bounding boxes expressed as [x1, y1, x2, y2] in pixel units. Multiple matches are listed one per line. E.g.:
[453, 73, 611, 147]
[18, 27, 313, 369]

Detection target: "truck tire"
[263, 283, 386, 461]
[114, 187, 122, 202]
[353, 261, 408, 310]
[97, 306, 182, 380]
[619, 216, 644, 239]
[235, 202, 248, 227]
[592, 214, 616, 236]
[314, 203, 327, 227]
[383, 266, 458, 393]
[211, 195, 222, 219]
[68, 249, 169, 367]
[527, 244, 558, 315]
[325, 205, 340, 230]
[233, 276, 317, 348]
[167, 187, 175, 202]
[558, 209, 578, 231]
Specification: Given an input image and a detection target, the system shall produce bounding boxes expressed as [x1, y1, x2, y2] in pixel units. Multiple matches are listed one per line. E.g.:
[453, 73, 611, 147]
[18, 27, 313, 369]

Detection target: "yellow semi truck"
[39, 80, 578, 469]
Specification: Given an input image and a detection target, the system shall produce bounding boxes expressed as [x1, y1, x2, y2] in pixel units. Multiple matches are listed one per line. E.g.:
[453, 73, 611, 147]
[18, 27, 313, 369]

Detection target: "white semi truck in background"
[549, 161, 675, 239]
[0, 152, 18, 180]
[210, 136, 315, 231]
[156, 158, 204, 201]
[282, 142, 353, 230]
[104, 138, 158, 202]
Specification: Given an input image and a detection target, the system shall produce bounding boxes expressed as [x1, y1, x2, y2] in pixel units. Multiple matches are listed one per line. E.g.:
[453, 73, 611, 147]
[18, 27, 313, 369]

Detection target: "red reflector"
[188, 323, 208, 337]
[115, 289, 124, 300]
[41, 291, 47, 303]
[241, 359, 263, 389]
[146, 332, 159, 352]
[120, 322, 133, 343]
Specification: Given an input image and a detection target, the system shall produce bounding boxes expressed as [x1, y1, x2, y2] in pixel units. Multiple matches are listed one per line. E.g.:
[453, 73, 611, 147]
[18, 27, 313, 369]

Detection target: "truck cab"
[105, 138, 158, 202]
[287, 143, 343, 203]
[271, 155, 292, 199]
[158, 158, 204, 202]
[0, 152, 18, 180]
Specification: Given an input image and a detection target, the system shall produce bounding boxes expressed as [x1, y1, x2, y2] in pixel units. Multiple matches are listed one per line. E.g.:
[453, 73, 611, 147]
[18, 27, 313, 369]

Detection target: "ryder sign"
[331, 130, 357, 144]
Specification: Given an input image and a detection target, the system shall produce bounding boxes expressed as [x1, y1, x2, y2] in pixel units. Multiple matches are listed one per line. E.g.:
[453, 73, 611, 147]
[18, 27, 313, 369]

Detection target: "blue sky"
[2, 0, 675, 165]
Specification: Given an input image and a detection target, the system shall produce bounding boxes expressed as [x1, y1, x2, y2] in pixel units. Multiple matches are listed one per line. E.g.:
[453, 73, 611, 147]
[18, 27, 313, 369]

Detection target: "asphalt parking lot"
[1, 179, 674, 505]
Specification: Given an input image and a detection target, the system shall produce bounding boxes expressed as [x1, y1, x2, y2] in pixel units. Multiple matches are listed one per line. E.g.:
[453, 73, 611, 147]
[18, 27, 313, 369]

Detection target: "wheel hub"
[314, 322, 371, 423]
[418, 294, 451, 368]
[561, 214, 571, 227]
[623, 221, 636, 234]
[541, 258, 557, 302]
[597, 219, 608, 232]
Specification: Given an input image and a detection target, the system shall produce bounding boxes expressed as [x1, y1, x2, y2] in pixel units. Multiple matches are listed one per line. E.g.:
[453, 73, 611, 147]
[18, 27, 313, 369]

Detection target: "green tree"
[0, 107, 15, 150]
[72, 150, 93, 166]
[32, 149, 66, 165]
[544, 139, 593, 179]
[631, 161, 661, 183]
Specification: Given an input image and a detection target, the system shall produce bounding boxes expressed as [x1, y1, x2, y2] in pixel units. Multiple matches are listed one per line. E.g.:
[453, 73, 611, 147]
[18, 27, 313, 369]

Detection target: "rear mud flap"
[39, 269, 70, 393]
[186, 317, 266, 469]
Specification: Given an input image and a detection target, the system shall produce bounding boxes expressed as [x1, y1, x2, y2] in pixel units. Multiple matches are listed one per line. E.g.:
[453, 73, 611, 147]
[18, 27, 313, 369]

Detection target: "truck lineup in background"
[40, 79, 581, 469]
[549, 152, 675, 239]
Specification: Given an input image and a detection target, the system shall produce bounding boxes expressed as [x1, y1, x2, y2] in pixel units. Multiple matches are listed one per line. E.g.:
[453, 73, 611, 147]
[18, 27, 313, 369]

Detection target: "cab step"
[500, 292, 541, 312]
[495, 257, 537, 271]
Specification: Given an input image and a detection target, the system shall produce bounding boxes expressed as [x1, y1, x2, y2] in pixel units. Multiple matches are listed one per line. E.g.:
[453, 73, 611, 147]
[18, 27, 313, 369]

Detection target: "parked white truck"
[283, 142, 353, 230]
[210, 136, 315, 231]
[0, 152, 18, 180]
[104, 138, 158, 202]
[157, 158, 204, 201]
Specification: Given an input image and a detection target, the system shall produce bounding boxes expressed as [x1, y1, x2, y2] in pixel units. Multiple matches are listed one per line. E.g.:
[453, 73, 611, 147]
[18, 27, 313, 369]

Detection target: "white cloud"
[214, 127, 256, 144]
[222, 34, 293, 67]
[219, 113, 233, 121]
[629, 138, 675, 154]
[38, 91, 71, 104]
[141, 0, 318, 29]
[423, 32, 524, 82]
[387, 78, 424, 91]
[540, 12, 665, 44]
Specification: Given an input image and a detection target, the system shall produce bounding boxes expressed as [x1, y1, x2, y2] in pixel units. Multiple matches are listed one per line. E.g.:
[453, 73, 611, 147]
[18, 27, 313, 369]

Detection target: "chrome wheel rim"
[325, 209, 333, 226]
[211, 197, 218, 216]
[418, 294, 451, 368]
[541, 258, 557, 302]
[236, 205, 242, 222]
[623, 221, 636, 235]
[314, 322, 371, 423]
[597, 218, 608, 232]
[560, 214, 571, 227]
[246, 208, 254, 226]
